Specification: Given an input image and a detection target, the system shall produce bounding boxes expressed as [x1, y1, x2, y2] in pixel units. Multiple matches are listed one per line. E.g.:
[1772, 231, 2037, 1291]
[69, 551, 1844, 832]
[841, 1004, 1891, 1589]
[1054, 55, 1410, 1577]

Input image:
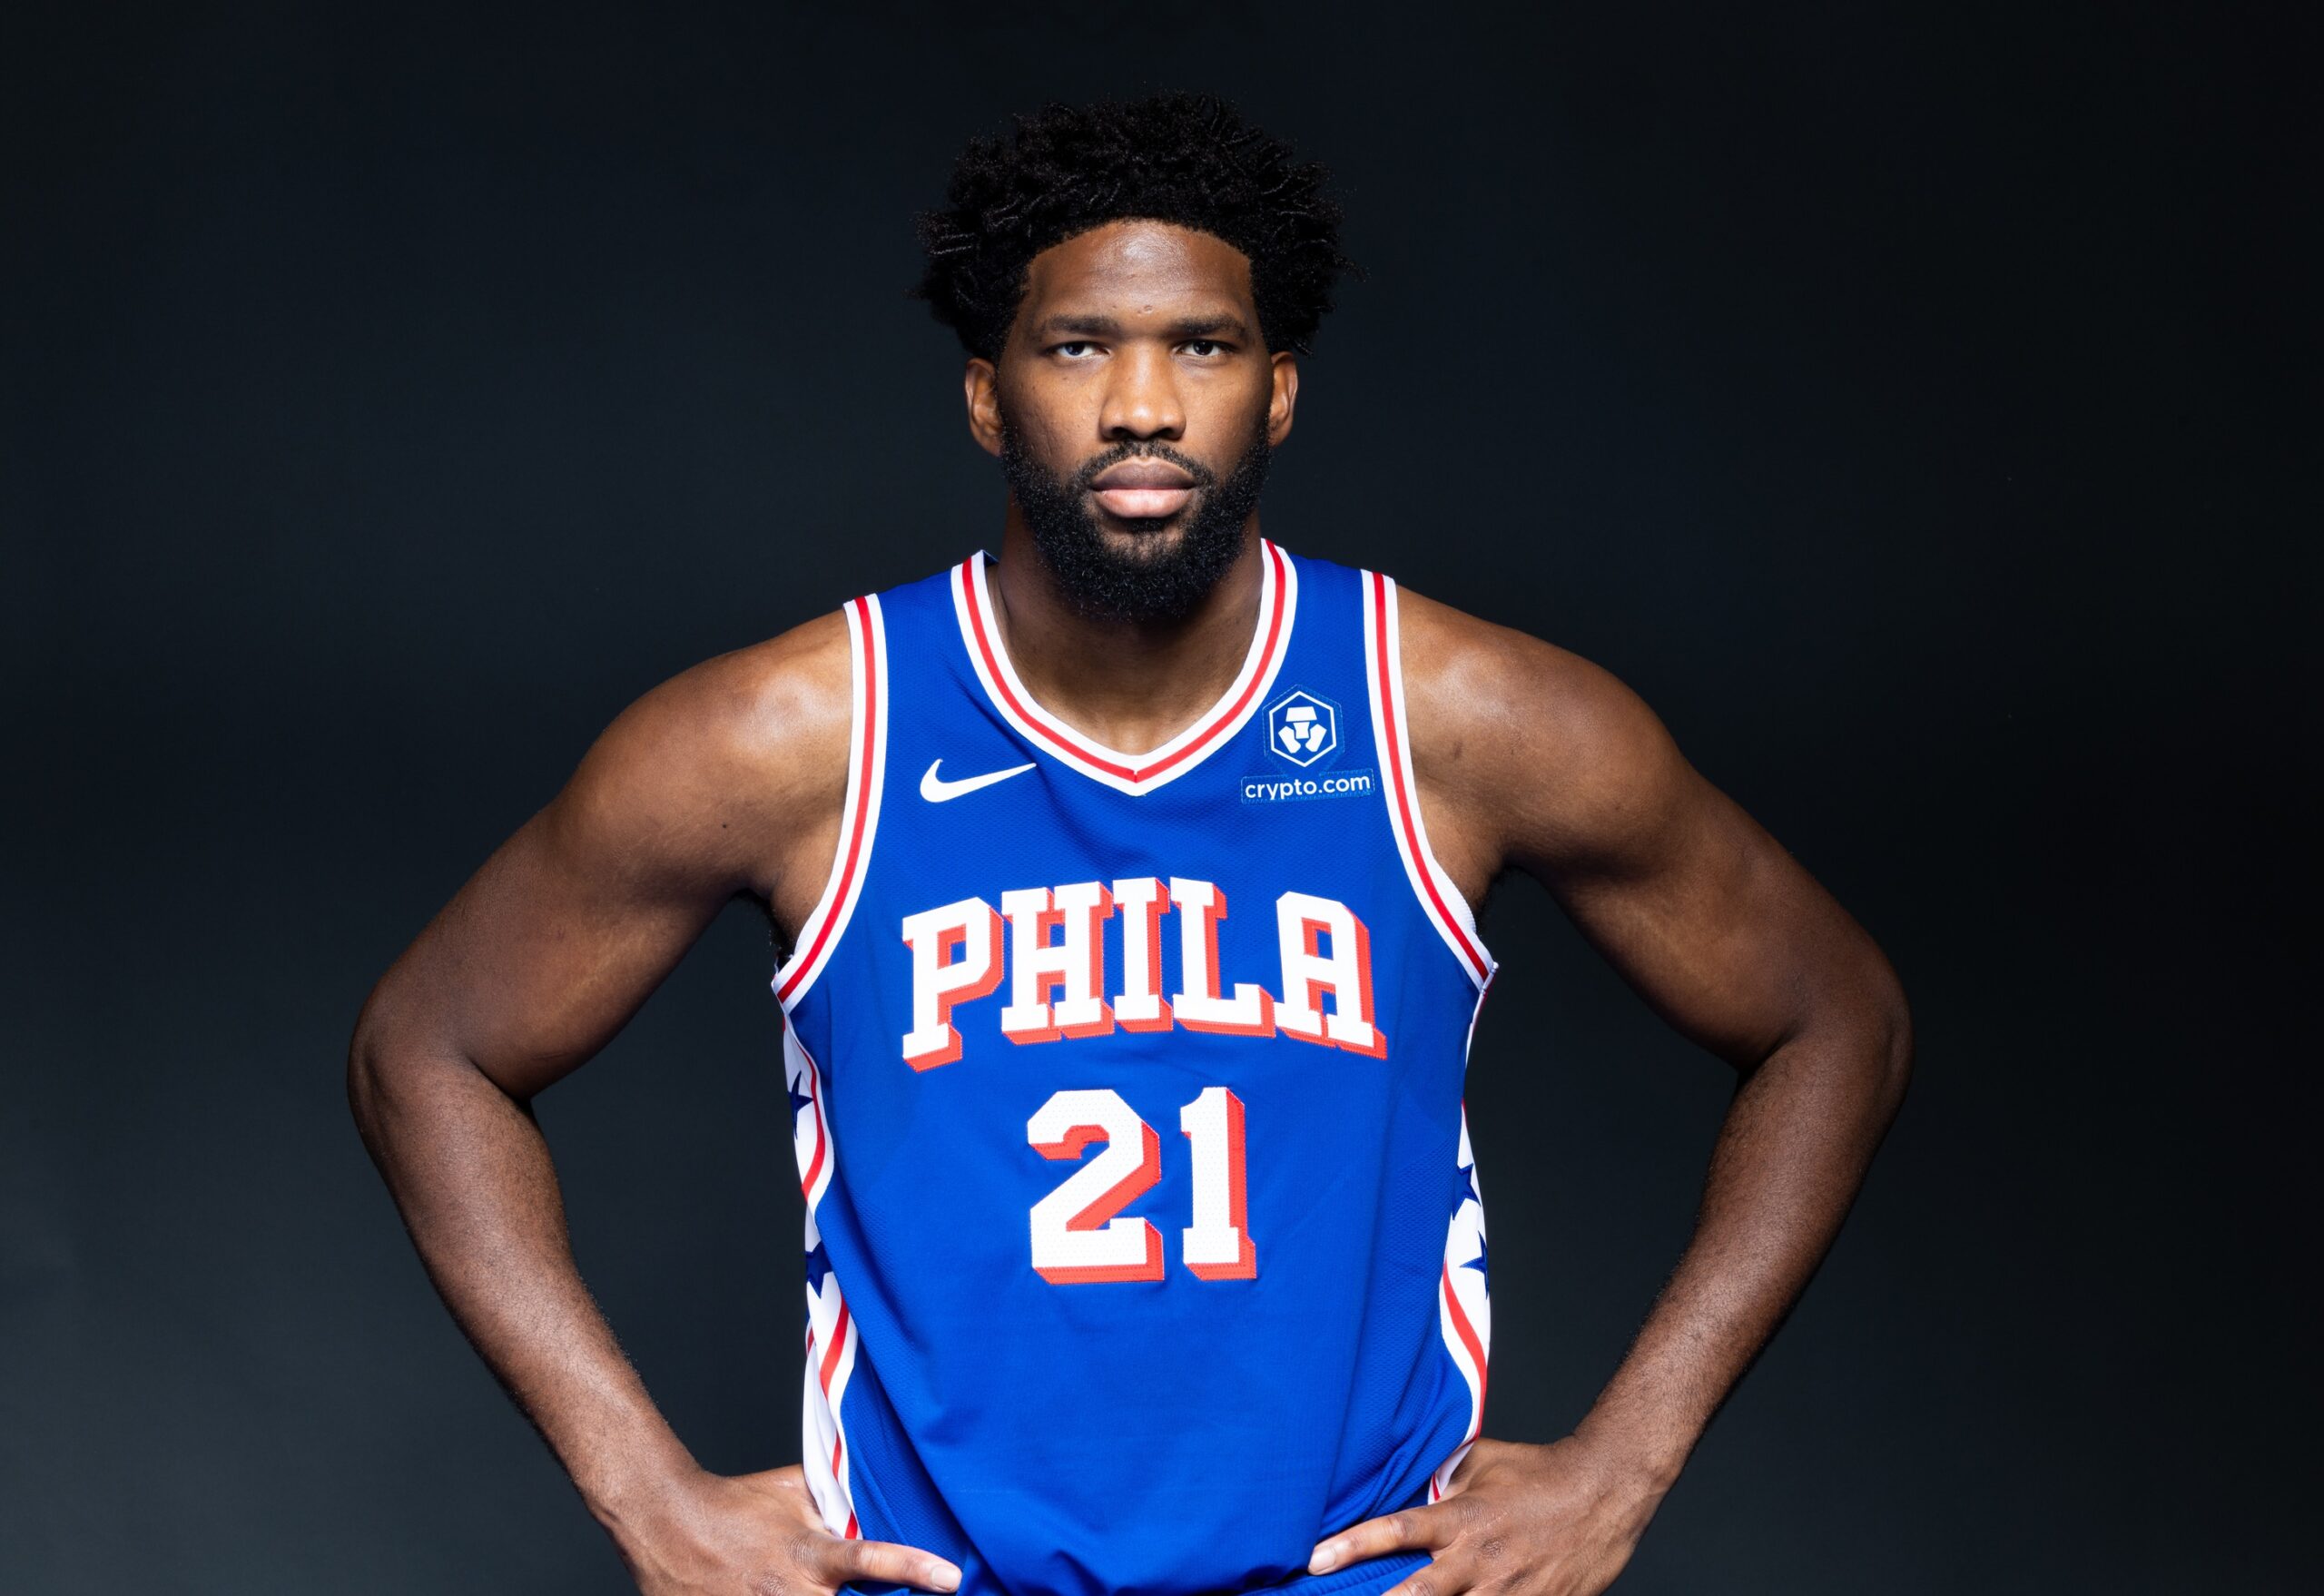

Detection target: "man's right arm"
[346, 612, 961, 1595]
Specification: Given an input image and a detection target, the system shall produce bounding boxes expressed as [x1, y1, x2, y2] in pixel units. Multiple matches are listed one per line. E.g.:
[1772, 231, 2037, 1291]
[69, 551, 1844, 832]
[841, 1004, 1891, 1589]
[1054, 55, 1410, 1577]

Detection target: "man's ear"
[1267, 351, 1300, 447]
[965, 358, 1002, 458]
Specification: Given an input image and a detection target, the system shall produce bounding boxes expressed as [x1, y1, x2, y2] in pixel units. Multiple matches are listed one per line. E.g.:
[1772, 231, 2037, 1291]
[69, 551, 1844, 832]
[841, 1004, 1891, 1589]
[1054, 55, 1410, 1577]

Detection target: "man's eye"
[1182, 340, 1224, 357]
[1053, 341, 1098, 358]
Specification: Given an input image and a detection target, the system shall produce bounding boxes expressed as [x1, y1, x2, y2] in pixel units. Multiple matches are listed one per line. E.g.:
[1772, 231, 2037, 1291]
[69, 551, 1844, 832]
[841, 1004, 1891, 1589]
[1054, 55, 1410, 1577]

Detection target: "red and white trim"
[950, 540, 1297, 796]
[1362, 571, 1494, 989]
[773, 594, 889, 1010]
[1430, 1093, 1492, 1502]
[789, 1026, 866, 1540]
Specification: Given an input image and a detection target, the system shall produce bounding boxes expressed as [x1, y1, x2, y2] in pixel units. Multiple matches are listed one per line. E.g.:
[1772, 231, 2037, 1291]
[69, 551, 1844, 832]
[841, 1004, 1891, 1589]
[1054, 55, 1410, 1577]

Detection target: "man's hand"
[1305, 1439, 1664, 1596]
[611, 1463, 961, 1595]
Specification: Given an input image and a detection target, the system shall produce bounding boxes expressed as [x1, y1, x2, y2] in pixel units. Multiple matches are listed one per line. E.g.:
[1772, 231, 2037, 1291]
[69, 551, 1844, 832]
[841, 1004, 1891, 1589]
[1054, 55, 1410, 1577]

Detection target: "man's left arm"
[1310, 590, 1913, 1596]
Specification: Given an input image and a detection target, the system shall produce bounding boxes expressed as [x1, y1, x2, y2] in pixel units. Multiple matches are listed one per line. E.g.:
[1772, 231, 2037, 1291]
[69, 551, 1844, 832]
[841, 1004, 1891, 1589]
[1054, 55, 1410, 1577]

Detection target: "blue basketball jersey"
[775, 542, 1497, 1596]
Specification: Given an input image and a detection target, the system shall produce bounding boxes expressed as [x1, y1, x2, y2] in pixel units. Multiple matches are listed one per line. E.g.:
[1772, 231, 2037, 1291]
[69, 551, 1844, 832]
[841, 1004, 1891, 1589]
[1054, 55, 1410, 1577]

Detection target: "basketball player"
[350, 93, 1911, 1596]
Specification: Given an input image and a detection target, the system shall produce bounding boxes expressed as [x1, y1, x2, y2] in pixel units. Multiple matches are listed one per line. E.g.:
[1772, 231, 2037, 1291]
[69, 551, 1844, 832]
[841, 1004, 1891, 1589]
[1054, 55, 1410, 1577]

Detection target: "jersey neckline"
[948, 539, 1297, 797]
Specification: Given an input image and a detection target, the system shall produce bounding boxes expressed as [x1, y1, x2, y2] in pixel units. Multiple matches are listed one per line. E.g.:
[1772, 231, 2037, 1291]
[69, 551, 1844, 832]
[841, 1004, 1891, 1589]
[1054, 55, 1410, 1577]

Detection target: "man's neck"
[986, 517, 1266, 757]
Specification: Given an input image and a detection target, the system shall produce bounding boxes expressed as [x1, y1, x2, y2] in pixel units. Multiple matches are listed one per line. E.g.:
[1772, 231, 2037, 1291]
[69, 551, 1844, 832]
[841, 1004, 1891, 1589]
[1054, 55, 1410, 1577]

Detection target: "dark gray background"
[5, 3, 2312, 1591]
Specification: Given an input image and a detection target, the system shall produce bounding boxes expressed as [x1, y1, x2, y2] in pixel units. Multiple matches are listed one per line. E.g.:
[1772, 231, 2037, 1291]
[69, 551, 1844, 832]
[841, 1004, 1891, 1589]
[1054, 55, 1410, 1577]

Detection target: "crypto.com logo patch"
[1265, 688, 1339, 767]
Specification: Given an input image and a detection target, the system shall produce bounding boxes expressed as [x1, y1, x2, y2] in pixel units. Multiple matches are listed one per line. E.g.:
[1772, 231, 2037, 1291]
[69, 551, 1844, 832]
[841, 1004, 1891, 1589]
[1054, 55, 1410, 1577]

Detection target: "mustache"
[1071, 442, 1216, 491]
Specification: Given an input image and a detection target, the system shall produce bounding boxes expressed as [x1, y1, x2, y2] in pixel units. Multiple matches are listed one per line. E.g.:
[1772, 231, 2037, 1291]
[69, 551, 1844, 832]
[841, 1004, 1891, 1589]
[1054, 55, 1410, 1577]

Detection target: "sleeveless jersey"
[774, 542, 1497, 1596]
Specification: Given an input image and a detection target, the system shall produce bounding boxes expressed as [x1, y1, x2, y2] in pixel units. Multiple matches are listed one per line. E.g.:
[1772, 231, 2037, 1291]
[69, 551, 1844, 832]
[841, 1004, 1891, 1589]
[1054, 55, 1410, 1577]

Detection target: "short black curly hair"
[911, 91, 1360, 364]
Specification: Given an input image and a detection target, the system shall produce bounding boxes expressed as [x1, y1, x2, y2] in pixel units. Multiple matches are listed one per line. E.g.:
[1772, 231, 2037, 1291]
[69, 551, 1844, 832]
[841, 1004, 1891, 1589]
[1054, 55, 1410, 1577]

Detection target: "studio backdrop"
[3, 4, 2309, 1593]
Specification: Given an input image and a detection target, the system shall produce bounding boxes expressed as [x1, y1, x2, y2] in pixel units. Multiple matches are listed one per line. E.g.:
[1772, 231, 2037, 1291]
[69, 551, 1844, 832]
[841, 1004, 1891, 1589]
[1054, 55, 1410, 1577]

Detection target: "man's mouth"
[1088, 459, 1198, 519]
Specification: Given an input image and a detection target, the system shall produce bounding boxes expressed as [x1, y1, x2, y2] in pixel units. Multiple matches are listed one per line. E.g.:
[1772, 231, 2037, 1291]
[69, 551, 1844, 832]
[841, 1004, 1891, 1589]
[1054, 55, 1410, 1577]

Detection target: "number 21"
[1026, 1086, 1257, 1284]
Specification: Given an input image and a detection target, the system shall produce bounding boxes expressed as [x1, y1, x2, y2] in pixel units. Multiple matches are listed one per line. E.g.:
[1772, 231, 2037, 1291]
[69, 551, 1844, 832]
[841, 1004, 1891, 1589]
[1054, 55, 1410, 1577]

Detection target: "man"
[350, 92, 1911, 1596]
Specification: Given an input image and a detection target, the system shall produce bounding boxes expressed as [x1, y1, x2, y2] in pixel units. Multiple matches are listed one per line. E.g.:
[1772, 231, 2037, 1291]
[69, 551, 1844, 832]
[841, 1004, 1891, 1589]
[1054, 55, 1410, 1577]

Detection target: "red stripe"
[796, 1039, 828, 1199]
[1440, 1259, 1488, 1431]
[801, 1048, 858, 1542]
[829, 1426, 853, 1536]
[778, 596, 880, 1001]
[962, 543, 1288, 783]
[819, 1296, 852, 1394]
[812, 1309, 859, 1540]
[1371, 572, 1489, 981]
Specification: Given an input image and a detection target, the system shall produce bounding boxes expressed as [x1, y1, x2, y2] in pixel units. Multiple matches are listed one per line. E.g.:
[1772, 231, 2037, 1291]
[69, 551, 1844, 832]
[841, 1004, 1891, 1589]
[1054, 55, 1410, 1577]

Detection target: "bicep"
[358, 652, 832, 1101]
[376, 790, 740, 1101]
[1537, 761, 1860, 1068]
[1492, 658, 1882, 1071]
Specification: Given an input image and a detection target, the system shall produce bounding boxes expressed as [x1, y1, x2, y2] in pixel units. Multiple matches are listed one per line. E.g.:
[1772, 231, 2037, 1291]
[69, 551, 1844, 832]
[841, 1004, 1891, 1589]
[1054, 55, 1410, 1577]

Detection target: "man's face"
[965, 220, 1299, 624]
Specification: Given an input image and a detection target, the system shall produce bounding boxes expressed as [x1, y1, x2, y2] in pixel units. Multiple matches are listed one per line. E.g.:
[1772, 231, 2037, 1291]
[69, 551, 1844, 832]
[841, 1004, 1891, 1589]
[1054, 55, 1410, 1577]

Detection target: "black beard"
[997, 407, 1274, 626]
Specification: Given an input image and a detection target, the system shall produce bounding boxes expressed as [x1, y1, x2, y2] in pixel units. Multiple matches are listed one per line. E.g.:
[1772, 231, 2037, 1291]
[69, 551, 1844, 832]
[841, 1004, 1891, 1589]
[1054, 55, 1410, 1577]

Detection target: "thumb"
[1309, 1505, 1454, 1574]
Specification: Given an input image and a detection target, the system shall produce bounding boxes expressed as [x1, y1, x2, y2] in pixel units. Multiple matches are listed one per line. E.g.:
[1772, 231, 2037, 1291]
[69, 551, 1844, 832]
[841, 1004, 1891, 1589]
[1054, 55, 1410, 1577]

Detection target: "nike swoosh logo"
[920, 757, 1036, 803]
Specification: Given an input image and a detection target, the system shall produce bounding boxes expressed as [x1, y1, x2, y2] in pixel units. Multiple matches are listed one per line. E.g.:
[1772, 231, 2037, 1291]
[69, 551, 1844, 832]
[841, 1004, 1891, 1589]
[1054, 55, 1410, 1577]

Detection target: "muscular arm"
[347, 616, 958, 1592]
[1312, 590, 1910, 1593]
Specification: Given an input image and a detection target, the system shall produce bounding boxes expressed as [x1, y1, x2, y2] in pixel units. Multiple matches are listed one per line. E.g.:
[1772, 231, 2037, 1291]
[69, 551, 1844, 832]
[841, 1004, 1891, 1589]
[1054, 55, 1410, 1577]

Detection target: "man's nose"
[1098, 343, 1186, 440]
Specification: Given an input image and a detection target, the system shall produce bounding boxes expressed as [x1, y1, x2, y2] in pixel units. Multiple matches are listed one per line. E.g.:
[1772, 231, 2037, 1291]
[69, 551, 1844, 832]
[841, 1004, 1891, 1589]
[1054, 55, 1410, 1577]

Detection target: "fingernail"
[933, 1563, 961, 1591]
[1309, 1544, 1339, 1574]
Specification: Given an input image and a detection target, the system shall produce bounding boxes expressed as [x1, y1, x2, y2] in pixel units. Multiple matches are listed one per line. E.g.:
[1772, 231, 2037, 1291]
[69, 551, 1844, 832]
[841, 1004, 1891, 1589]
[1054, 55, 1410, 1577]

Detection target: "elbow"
[345, 1010, 391, 1150]
[1865, 962, 1915, 1126]
[344, 982, 415, 1154]
[345, 985, 516, 1167]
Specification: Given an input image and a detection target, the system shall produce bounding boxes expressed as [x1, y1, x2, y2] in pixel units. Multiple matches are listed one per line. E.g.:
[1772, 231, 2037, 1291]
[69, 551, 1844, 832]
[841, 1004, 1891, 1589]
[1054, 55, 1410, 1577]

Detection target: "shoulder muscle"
[542, 607, 854, 910]
[1395, 584, 1697, 889]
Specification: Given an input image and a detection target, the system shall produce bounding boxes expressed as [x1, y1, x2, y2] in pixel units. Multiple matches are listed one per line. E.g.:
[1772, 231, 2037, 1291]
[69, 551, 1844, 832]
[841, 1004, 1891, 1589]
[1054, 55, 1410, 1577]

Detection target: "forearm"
[1571, 1011, 1911, 1488]
[347, 1039, 700, 1532]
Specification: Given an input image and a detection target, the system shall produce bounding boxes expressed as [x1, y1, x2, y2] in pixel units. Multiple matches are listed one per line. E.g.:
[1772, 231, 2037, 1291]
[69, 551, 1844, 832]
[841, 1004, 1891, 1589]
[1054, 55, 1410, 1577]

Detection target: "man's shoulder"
[1393, 582, 1689, 874]
[1394, 584, 1657, 769]
[615, 608, 853, 783]
[551, 609, 855, 892]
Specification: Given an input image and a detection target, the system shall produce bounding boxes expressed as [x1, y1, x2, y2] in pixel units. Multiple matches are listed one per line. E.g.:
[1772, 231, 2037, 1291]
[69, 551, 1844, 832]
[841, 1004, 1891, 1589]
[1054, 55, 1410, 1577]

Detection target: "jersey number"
[1026, 1087, 1257, 1283]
